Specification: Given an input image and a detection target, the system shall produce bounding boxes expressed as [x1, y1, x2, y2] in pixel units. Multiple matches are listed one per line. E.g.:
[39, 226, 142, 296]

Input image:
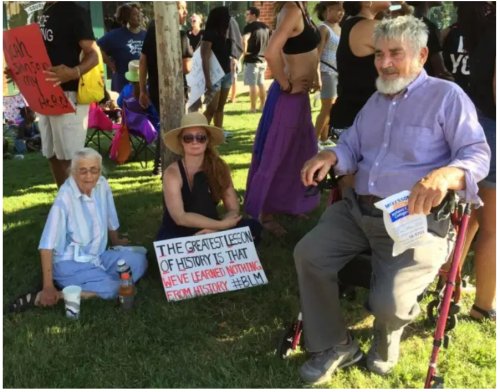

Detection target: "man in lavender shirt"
[295, 15, 490, 384]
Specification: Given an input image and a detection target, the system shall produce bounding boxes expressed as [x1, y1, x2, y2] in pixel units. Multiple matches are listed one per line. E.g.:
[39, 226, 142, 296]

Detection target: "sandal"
[470, 304, 496, 322]
[7, 290, 39, 314]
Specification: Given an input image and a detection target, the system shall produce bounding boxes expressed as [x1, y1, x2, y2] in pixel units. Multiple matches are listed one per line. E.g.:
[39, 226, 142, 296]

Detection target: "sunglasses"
[182, 134, 208, 144]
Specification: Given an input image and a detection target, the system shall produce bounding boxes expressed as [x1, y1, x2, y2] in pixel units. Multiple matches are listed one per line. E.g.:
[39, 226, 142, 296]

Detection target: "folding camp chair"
[85, 103, 120, 154]
[122, 98, 158, 168]
[128, 135, 156, 167]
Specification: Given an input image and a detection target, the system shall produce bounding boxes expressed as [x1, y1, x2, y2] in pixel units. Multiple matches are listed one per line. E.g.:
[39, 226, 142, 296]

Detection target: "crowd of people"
[5, 0, 496, 386]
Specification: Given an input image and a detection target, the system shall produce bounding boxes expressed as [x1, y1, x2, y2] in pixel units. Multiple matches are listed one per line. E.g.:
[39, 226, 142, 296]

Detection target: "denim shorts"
[320, 72, 338, 99]
[213, 72, 232, 91]
[244, 62, 266, 86]
[478, 112, 496, 187]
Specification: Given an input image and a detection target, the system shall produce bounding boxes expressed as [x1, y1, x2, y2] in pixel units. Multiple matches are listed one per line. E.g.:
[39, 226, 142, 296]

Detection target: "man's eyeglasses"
[182, 134, 208, 144]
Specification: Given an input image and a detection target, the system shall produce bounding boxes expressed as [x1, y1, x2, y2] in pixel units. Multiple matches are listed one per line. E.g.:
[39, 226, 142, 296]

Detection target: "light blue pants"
[53, 248, 148, 299]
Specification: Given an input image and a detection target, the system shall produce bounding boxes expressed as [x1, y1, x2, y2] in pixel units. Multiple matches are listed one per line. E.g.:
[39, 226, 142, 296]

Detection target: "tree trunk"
[153, 2, 184, 172]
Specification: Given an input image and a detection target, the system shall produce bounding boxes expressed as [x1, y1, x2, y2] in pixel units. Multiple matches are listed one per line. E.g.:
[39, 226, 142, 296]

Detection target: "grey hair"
[70, 147, 103, 173]
[374, 15, 429, 54]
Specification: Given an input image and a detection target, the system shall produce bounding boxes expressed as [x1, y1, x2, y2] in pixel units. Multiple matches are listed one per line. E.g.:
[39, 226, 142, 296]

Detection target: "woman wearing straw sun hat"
[157, 112, 261, 241]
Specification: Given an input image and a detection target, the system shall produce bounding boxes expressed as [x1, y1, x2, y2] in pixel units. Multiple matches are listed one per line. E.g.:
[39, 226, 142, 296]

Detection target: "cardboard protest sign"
[154, 227, 268, 302]
[186, 48, 225, 107]
[3, 24, 75, 115]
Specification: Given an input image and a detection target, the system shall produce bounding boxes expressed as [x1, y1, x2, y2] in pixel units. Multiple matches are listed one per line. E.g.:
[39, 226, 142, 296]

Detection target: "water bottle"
[117, 259, 135, 310]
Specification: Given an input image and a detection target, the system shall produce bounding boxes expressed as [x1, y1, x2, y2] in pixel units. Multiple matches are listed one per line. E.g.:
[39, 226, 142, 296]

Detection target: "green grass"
[3, 93, 496, 388]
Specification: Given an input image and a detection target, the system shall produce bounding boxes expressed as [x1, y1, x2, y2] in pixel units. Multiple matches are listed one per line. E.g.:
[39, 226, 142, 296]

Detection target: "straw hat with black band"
[163, 112, 225, 155]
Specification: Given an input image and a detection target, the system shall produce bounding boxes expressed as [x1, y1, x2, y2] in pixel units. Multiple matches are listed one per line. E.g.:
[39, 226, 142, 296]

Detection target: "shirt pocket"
[395, 126, 439, 162]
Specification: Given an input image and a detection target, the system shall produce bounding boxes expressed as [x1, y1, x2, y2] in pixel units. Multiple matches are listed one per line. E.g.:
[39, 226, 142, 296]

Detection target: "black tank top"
[156, 161, 218, 240]
[283, 2, 320, 54]
[330, 16, 378, 129]
[442, 23, 470, 95]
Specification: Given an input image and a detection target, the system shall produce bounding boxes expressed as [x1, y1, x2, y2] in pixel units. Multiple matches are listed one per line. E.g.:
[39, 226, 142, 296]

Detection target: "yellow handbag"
[76, 47, 105, 104]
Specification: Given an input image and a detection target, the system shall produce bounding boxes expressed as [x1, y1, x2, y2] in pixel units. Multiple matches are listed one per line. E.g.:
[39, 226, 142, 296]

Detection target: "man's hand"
[43, 64, 79, 87]
[139, 91, 151, 109]
[230, 57, 241, 73]
[205, 80, 213, 92]
[408, 170, 449, 215]
[108, 61, 117, 74]
[39, 286, 61, 307]
[203, 84, 215, 105]
[310, 79, 321, 93]
[301, 150, 337, 187]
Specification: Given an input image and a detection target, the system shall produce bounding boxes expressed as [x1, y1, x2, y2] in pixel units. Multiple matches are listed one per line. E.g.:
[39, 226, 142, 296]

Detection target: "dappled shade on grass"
[3, 94, 496, 388]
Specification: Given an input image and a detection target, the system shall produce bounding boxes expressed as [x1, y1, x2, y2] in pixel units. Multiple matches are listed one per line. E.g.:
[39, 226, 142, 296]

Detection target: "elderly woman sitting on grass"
[8, 148, 148, 312]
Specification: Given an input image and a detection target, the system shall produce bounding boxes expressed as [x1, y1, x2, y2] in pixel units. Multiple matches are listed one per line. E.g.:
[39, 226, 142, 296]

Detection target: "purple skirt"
[244, 81, 319, 218]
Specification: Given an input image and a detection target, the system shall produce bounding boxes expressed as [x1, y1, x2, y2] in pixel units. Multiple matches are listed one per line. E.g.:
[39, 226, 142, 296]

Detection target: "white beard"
[375, 74, 418, 95]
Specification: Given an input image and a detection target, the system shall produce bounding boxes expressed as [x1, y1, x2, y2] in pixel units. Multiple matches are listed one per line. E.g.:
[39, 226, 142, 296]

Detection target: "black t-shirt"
[188, 29, 204, 51]
[201, 29, 231, 74]
[141, 21, 193, 110]
[442, 23, 470, 95]
[243, 21, 270, 64]
[38, 2, 95, 91]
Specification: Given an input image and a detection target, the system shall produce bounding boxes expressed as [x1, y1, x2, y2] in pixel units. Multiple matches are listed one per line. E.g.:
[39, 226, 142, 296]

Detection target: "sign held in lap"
[154, 227, 268, 302]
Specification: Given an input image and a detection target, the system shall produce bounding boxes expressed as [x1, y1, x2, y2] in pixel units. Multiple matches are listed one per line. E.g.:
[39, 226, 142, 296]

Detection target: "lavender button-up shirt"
[332, 70, 491, 205]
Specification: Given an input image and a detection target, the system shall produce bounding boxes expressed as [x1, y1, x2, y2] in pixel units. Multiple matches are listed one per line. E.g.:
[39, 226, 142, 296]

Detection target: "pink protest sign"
[3, 24, 75, 115]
